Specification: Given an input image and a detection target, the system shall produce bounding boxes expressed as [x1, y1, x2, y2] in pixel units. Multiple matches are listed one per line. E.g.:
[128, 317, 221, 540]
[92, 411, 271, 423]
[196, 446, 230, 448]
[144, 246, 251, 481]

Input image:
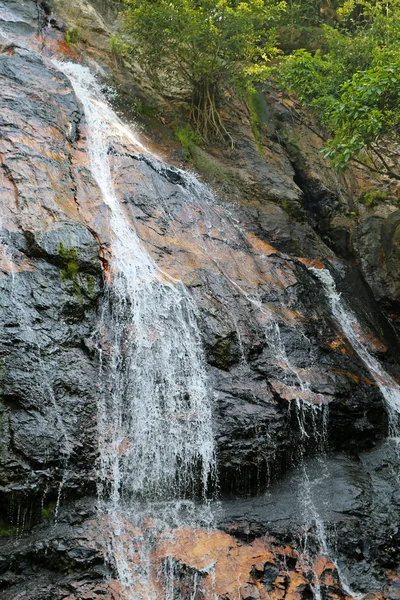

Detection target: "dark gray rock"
[353, 211, 400, 330]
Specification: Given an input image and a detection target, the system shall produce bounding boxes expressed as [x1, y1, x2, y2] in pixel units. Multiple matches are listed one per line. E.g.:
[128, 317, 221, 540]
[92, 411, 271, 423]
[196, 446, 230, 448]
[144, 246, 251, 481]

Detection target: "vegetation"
[174, 124, 202, 156]
[109, 33, 131, 66]
[41, 500, 57, 521]
[275, 1, 400, 181]
[59, 243, 79, 280]
[0, 525, 17, 537]
[359, 189, 389, 207]
[174, 123, 234, 179]
[59, 243, 82, 299]
[65, 26, 83, 45]
[278, 0, 342, 50]
[121, 0, 285, 142]
[131, 99, 158, 118]
[247, 85, 265, 153]
[118, 0, 400, 182]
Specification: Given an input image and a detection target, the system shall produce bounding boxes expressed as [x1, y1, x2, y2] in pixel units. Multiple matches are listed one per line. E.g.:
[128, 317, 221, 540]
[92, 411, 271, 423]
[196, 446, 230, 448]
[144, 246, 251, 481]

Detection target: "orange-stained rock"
[270, 380, 329, 405]
[327, 336, 352, 355]
[297, 258, 324, 270]
[0, 243, 34, 274]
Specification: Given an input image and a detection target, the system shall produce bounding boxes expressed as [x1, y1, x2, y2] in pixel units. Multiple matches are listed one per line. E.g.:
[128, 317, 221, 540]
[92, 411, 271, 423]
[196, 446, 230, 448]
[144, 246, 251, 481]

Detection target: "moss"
[59, 243, 82, 301]
[59, 242, 78, 266]
[0, 526, 17, 537]
[247, 85, 265, 155]
[174, 123, 237, 187]
[41, 500, 57, 521]
[281, 200, 289, 213]
[359, 189, 388, 208]
[190, 147, 230, 179]
[279, 199, 307, 221]
[132, 99, 158, 118]
[59, 243, 79, 283]
[64, 261, 79, 279]
[174, 124, 202, 159]
[209, 335, 234, 371]
[86, 274, 96, 298]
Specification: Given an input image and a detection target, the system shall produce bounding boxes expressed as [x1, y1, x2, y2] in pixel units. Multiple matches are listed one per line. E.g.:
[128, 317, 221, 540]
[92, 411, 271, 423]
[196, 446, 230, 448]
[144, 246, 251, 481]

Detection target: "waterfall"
[309, 267, 400, 435]
[53, 61, 215, 597]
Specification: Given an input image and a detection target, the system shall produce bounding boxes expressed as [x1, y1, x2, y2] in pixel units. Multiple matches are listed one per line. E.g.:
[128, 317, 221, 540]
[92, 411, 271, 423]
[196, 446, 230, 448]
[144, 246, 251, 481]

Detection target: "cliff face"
[47, 0, 400, 325]
[0, 2, 400, 600]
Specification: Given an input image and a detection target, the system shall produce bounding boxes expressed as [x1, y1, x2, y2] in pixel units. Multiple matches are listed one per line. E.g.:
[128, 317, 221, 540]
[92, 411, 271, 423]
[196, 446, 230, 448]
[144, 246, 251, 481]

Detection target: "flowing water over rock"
[310, 267, 400, 439]
[54, 60, 216, 598]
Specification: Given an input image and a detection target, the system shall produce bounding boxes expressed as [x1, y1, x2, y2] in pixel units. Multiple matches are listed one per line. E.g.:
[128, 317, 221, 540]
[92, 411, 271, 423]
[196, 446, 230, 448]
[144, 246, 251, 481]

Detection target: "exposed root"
[190, 83, 234, 148]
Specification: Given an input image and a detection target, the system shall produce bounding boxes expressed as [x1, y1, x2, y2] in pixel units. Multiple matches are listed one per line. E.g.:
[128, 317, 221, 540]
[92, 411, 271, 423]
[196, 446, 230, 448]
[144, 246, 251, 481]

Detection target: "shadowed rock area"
[0, 1, 399, 599]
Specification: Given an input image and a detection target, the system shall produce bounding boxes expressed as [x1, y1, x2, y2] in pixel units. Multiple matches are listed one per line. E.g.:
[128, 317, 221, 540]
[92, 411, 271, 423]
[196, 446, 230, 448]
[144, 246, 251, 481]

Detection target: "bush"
[65, 27, 83, 45]
[275, 1, 400, 181]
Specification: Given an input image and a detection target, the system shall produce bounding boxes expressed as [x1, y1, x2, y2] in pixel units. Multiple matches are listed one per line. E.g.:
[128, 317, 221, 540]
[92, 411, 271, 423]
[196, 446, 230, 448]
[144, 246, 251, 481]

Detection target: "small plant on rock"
[65, 27, 83, 45]
[359, 189, 388, 208]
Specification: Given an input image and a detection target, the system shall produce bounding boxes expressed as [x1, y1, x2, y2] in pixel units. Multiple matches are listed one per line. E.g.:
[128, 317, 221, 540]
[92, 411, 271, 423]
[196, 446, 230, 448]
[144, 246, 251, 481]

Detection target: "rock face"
[352, 210, 400, 323]
[0, 40, 101, 522]
[0, 2, 399, 600]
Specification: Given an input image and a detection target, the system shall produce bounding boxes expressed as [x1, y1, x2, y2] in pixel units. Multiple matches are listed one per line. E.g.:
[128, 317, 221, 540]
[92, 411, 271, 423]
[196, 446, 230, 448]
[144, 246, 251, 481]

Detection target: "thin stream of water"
[0, 235, 73, 524]
[306, 266, 400, 597]
[310, 268, 400, 438]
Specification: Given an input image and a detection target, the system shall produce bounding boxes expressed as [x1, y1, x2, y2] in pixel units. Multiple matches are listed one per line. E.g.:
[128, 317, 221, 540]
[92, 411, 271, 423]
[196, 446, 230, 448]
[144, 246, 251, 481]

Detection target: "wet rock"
[0, 0, 103, 533]
[352, 210, 400, 327]
[231, 200, 334, 260]
[23, 223, 101, 273]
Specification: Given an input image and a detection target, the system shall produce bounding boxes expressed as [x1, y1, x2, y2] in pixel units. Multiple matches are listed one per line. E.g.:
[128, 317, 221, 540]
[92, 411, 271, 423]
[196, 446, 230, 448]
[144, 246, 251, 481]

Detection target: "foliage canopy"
[121, 0, 285, 141]
[275, 0, 400, 180]
[120, 0, 400, 181]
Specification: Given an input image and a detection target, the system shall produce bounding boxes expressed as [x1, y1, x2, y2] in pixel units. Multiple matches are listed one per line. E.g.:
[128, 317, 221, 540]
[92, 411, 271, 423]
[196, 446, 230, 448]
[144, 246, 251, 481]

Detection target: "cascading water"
[53, 60, 215, 598]
[194, 244, 336, 597]
[162, 180, 336, 591]
[310, 268, 400, 436]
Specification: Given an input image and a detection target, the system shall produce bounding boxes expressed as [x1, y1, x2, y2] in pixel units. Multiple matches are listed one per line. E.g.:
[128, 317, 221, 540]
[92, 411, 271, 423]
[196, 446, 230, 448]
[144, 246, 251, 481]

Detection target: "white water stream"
[310, 268, 400, 435]
[298, 266, 400, 599]
[54, 61, 215, 598]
